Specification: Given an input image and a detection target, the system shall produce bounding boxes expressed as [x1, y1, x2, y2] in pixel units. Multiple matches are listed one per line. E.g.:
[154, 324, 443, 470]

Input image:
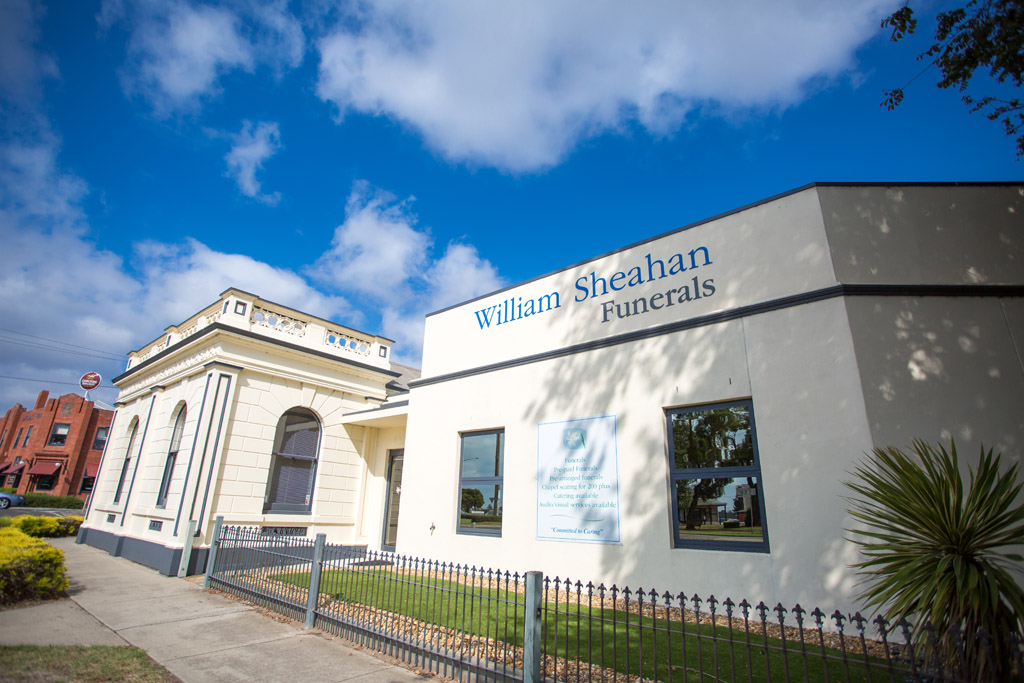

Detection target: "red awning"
[8, 462, 25, 472]
[27, 461, 62, 476]
[0, 463, 10, 475]
[84, 463, 99, 478]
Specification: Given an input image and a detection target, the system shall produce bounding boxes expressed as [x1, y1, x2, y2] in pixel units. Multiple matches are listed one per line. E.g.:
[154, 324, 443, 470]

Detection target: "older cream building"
[79, 289, 414, 574]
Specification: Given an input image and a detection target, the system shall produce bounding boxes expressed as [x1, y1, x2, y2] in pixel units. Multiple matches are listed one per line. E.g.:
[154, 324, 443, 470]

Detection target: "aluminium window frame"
[456, 428, 505, 538]
[48, 423, 71, 447]
[665, 398, 770, 553]
[113, 420, 138, 504]
[156, 407, 186, 509]
[263, 408, 321, 514]
[92, 426, 109, 451]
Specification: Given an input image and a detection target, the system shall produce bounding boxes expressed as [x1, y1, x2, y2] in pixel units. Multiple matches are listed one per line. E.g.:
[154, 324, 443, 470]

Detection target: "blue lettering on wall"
[475, 243, 714, 330]
[474, 291, 561, 330]
[574, 246, 712, 302]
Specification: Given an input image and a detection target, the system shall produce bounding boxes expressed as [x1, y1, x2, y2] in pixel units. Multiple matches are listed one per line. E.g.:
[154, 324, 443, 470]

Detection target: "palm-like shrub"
[845, 440, 1024, 681]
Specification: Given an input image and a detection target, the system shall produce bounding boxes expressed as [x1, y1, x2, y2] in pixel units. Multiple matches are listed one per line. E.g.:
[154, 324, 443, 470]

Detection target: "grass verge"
[0, 645, 178, 682]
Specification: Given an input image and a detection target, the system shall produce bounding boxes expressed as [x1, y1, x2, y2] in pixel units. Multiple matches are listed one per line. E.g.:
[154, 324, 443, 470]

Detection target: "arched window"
[264, 408, 320, 513]
[113, 418, 138, 503]
[156, 406, 186, 508]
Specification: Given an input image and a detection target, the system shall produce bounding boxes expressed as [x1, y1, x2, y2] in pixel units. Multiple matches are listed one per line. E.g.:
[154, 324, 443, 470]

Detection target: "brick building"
[0, 390, 113, 499]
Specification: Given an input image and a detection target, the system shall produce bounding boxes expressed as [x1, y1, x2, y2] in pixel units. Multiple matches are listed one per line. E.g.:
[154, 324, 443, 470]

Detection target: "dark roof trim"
[412, 283, 1024, 388]
[426, 181, 1024, 318]
[344, 400, 410, 418]
[114, 322, 401, 384]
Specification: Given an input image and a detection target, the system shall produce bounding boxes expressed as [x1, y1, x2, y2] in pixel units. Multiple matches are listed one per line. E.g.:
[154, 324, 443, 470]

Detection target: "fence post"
[524, 571, 543, 683]
[202, 516, 224, 589]
[305, 533, 327, 629]
[177, 519, 198, 578]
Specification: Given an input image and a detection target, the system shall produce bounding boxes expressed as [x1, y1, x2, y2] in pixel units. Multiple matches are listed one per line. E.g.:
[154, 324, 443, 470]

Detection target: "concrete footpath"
[1, 537, 430, 683]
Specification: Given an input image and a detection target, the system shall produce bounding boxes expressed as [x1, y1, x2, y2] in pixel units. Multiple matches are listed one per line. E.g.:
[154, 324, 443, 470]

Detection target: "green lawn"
[271, 567, 898, 682]
[0, 645, 177, 682]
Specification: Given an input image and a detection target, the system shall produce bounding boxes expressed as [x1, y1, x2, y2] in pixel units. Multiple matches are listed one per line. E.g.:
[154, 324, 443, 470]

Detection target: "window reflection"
[671, 406, 755, 469]
[675, 476, 764, 543]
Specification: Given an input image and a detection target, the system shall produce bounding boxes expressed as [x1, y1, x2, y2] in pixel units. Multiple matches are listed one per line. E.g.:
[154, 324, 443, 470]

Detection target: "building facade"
[0, 391, 113, 499]
[79, 183, 1023, 616]
[78, 289, 414, 575]
[398, 182, 1024, 615]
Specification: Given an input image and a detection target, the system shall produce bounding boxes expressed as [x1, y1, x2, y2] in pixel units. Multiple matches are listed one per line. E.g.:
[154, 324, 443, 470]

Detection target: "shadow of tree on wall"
[507, 184, 1024, 615]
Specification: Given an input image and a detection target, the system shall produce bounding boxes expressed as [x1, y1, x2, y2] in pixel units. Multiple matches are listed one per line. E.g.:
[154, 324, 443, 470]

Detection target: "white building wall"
[401, 297, 874, 611]
[400, 182, 1024, 616]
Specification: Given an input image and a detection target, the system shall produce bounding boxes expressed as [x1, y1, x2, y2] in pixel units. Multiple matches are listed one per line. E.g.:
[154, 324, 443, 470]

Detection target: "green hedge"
[23, 493, 84, 509]
[0, 516, 84, 538]
[0, 527, 68, 605]
[0, 487, 15, 494]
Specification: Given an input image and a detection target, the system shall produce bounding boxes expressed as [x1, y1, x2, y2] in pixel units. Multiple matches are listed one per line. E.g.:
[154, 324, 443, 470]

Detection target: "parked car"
[0, 492, 26, 509]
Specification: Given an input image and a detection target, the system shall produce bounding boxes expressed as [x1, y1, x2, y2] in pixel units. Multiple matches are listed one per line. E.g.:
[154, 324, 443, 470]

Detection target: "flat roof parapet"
[125, 288, 395, 372]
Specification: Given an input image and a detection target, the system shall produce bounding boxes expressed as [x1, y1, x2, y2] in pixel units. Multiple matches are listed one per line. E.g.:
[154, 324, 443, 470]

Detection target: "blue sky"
[0, 0, 1019, 407]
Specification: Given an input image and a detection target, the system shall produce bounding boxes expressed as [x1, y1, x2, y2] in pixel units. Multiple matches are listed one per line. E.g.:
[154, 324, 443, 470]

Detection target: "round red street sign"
[80, 372, 102, 390]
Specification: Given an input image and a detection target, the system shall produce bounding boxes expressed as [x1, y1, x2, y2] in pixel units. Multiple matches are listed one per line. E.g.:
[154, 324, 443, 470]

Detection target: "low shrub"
[23, 493, 84, 509]
[12, 516, 84, 538]
[0, 487, 15, 494]
[0, 527, 68, 605]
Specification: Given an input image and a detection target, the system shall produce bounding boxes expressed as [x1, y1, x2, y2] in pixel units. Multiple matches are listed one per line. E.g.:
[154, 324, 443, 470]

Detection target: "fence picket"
[204, 523, 1019, 683]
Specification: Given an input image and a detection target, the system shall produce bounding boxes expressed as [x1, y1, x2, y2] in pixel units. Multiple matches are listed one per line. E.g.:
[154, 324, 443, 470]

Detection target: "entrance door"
[381, 449, 404, 551]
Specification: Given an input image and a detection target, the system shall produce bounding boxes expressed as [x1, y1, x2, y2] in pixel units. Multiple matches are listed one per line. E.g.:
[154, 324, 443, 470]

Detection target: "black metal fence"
[204, 519, 1021, 683]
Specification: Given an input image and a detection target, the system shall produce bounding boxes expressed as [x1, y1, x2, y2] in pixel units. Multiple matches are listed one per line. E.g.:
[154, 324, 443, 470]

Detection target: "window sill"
[672, 539, 770, 553]
[457, 528, 502, 538]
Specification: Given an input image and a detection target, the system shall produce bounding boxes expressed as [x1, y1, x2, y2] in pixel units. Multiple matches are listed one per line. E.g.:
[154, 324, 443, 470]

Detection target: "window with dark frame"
[14, 428, 22, 448]
[666, 399, 769, 552]
[156, 406, 186, 508]
[114, 420, 138, 504]
[36, 473, 56, 491]
[92, 426, 109, 450]
[80, 476, 95, 493]
[263, 408, 320, 513]
[48, 423, 71, 447]
[457, 429, 504, 536]
[22, 426, 32, 448]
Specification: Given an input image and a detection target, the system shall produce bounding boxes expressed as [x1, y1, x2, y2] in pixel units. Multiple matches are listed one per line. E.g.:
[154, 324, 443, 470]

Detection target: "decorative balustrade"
[252, 306, 308, 337]
[324, 329, 372, 356]
[128, 301, 381, 370]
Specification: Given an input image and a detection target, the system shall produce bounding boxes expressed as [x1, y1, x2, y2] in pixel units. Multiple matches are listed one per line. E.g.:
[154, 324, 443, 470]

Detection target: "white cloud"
[309, 182, 430, 300]
[225, 120, 283, 204]
[0, 0, 58, 104]
[317, 1, 892, 171]
[309, 182, 504, 361]
[102, 0, 305, 114]
[0, 133, 495, 403]
[0, 135, 354, 404]
[132, 238, 351, 326]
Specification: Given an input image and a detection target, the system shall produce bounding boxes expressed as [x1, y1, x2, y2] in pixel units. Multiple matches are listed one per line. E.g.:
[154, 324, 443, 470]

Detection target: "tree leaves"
[881, 1, 1024, 157]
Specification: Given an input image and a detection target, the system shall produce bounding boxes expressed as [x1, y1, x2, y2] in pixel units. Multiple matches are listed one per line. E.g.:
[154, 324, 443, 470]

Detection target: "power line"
[0, 336, 124, 361]
[0, 327, 124, 357]
[0, 374, 116, 389]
